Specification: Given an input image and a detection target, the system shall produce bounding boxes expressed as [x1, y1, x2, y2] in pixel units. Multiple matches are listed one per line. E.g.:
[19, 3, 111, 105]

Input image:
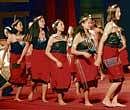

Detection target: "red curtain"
[45, 0, 77, 30]
[46, 0, 56, 27]
[67, 0, 76, 27]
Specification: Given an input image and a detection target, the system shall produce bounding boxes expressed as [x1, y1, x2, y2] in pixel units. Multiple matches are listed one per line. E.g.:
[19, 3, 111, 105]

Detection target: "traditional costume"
[9, 41, 27, 86]
[103, 32, 124, 82]
[50, 40, 71, 93]
[31, 37, 50, 84]
[75, 35, 98, 90]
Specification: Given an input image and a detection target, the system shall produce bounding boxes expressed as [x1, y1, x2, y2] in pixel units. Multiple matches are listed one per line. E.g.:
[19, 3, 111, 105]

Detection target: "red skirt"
[103, 46, 124, 82]
[25, 55, 32, 76]
[31, 49, 50, 83]
[75, 56, 98, 89]
[9, 53, 27, 85]
[25, 55, 31, 69]
[67, 48, 77, 74]
[50, 53, 71, 92]
[119, 49, 129, 66]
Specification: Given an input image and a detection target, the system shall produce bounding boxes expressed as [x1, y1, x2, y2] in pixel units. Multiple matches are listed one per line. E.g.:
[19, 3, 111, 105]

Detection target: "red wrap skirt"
[50, 53, 71, 93]
[75, 56, 98, 90]
[9, 53, 27, 85]
[119, 49, 129, 66]
[25, 55, 32, 76]
[31, 49, 50, 83]
[103, 46, 124, 82]
[25, 55, 31, 69]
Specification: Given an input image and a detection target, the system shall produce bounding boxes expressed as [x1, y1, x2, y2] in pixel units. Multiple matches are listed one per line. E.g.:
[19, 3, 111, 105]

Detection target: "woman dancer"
[27, 16, 50, 102]
[95, 4, 126, 107]
[71, 16, 98, 106]
[0, 19, 27, 101]
[45, 19, 71, 105]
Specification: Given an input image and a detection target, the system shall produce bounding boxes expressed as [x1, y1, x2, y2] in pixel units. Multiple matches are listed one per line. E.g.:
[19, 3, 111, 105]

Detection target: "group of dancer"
[0, 4, 130, 107]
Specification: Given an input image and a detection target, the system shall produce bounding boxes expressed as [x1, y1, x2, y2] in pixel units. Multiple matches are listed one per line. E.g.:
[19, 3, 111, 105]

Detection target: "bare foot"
[42, 98, 48, 103]
[28, 93, 33, 101]
[48, 83, 51, 89]
[100, 74, 105, 81]
[14, 98, 24, 102]
[76, 90, 80, 96]
[112, 102, 126, 107]
[85, 102, 93, 106]
[102, 100, 113, 107]
[58, 100, 67, 106]
[128, 66, 130, 70]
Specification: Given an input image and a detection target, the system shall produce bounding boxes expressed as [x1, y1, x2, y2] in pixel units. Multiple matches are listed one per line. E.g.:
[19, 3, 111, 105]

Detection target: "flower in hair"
[88, 14, 92, 18]
[111, 4, 117, 9]
[33, 16, 43, 21]
[79, 16, 88, 24]
[5, 26, 12, 31]
[107, 4, 118, 12]
[11, 19, 20, 27]
[52, 19, 60, 28]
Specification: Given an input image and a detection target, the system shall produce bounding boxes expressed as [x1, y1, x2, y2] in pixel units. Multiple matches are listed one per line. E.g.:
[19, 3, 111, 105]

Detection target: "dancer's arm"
[95, 22, 112, 66]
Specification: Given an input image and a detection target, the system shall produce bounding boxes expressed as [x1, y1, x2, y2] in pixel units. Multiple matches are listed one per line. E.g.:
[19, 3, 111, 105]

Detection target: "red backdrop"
[45, 0, 76, 31]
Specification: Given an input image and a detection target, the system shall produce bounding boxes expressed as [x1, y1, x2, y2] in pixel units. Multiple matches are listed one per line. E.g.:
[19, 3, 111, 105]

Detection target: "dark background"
[0, 0, 129, 60]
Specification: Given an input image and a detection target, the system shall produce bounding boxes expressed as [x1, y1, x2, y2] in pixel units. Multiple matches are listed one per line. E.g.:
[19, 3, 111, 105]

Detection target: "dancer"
[27, 16, 50, 102]
[0, 19, 27, 101]
[71, 16, 98, 106]
[95, 4, 126, 107]
[45, 19, 71, 105]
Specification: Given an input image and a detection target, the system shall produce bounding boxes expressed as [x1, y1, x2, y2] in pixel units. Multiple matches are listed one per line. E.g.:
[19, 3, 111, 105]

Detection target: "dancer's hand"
[94, 57, 102, 66]
[83, 52, 91, 59]
[56, 61, 63, 68]
[17, 58, 22, 64]
[118, 48, 124, 52]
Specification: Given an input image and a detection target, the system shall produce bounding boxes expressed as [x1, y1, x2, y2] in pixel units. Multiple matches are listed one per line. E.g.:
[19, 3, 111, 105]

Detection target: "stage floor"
[0, 74, 130, 110]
